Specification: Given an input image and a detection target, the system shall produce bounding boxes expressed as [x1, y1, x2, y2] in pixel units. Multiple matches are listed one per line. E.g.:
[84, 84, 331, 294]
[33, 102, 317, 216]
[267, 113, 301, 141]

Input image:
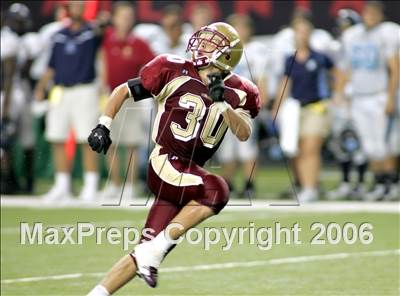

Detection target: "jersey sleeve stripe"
[155, 76, 191, 102]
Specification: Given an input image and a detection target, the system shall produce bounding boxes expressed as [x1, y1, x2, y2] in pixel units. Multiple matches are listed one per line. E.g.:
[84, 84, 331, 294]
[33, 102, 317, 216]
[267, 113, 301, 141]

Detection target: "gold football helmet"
[187, 22, 243, 71]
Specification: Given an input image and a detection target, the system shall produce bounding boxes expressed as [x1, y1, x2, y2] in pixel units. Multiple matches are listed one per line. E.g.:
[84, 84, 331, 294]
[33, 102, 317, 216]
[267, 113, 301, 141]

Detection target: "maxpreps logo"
[19, 222, 374, 251]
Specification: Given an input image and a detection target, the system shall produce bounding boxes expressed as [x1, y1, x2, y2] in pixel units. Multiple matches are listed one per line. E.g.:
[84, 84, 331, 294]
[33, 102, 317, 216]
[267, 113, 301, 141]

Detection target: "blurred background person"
[30, 3, 69, 84]
[270, 7, 334, 106]
[134, 4, 189, 58]
[1, 6, 20, 194]
[34, 1, 104, 203]
[336, 1, 399, 200]
[99, 1, 155, 201]
[273, 18, 334, 202]
[1, 3, 39, 194]
[327, 9, 369, 200]
[271, 8, 335, 198]
[183, 3, 215, 33]
[217, 13, 268, 197]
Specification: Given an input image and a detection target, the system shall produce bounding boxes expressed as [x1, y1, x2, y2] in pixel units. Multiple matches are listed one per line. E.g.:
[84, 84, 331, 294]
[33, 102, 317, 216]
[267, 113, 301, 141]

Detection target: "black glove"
[207, 72, 225, 102]
[88, 124, 112, 154]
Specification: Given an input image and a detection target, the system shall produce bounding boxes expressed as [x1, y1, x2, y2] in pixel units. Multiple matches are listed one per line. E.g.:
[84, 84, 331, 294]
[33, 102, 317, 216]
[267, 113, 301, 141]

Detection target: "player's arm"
[2, 56, 17, 118]
[34, 67, 54, 101]
[219, 103, 252, 141]
[256, 74, 268, 108]
[386, 54, 399, 115]
[88, 78, 151, 154]
[98, 49, 109, 94]
[333, 68, 350, 105]
[207, 73, 252, 141]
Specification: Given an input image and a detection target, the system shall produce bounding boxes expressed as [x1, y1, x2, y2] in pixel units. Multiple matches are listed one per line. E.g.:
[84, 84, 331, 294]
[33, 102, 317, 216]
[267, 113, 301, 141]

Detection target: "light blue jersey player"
[338, 2, 399, 200]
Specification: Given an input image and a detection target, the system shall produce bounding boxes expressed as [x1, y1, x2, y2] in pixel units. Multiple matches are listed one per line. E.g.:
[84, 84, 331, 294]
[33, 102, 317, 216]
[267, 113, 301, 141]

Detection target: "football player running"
[87, 22, 260, 295]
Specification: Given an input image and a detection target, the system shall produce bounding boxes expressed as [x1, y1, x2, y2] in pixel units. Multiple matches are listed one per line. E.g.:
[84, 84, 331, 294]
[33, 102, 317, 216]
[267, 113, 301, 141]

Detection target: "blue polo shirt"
[284, 50, 333, 105]
[49, 23, 101, 86]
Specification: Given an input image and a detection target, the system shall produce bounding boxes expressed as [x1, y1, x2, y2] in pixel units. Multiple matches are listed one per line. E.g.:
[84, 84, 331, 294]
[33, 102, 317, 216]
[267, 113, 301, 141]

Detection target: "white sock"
[83, 172, 99, 190]
[303, 187, 317, 194]
[152, 230, 174, 254]
[87, 285, 110, 296]
[55, 172, 70, 191]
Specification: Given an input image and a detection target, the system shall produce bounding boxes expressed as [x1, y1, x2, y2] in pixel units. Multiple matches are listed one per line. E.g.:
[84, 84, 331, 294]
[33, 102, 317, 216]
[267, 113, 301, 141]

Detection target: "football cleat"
[364, 184, 385, 201]
[326, 182, 352, 200]
[297, 188, 318, 203]
[349, 184, 366, 200]
[383, 184, 400, 201]
[134, 241, 165, 288]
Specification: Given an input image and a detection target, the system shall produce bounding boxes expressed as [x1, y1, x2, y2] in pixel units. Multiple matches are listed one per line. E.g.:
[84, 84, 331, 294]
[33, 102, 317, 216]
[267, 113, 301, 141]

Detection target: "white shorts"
[45, 83, 99, 143]
[110, 98, 154, 147]
[218, 123, 258, 163]
[351, 92, 398, 160]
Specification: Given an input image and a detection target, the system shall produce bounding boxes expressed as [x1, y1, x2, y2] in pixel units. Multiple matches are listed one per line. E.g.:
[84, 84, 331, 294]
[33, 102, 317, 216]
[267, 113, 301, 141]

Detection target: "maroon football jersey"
[140, 54, 261, 166]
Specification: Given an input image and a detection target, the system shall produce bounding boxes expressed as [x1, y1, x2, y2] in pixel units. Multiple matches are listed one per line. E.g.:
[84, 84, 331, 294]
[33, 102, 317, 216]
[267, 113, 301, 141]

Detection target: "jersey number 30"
[170, 93, 228, 148]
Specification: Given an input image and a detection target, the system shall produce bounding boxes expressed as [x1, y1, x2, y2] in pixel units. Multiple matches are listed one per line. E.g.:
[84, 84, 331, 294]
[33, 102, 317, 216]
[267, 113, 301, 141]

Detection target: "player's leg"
[297, 135, 324, 202]
[383, 155, 399, 200]
[87, 198, 181, 295]
[73, 83, 100, 202]
[352, 93, 388, 200]
[218, 131, 237, 194]
[238, 131, 258, 197]
[101, 145, 121, 198]
[296, 105, 329, 202]
[123, 146, 139, 199]
[351, 152, 368, 199]
[43, 87, 71, 201]
[134, 162, 229, 287]
[41, 142, 72, 201]
[80, 143, 99, 201]
[382, 112, 400, 200]
[88, 199, 224, 295]
[103, 145, 139, 201]
[19, 97, 36, 193]
[364, 96, 388, 200]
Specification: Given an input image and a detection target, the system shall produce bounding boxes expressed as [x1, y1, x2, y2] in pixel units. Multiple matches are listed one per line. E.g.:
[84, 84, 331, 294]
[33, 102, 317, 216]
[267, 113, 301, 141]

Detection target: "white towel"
[278, 97, 301, 157]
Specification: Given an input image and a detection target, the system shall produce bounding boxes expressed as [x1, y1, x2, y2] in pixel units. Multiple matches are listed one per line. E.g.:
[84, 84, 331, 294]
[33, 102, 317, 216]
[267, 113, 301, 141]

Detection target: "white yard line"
[2, 249, 399, 284]
[1, 197, 399, 213]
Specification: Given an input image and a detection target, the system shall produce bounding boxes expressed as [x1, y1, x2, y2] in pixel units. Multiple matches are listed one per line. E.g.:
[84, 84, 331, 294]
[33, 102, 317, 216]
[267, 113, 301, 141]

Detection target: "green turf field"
[1, 205, 399, 295]
[33, 166, 341, 199]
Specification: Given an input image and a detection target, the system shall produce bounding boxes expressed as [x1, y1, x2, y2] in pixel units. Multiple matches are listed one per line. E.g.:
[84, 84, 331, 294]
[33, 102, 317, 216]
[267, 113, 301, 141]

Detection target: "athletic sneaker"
[297, 188, 318, 203]
[134, 240, 165, 288]
[42, 186, 73, 204]
[364, 184, 385, 201]
[79, 186, 98, 203]
[383, 184, 400, 201]
[350, 184, 366, 200]
[120, 183, 136, 205]
[241, 182, 255, 199]
[100, 183, 121, 199]
[326, 182, 352, 200]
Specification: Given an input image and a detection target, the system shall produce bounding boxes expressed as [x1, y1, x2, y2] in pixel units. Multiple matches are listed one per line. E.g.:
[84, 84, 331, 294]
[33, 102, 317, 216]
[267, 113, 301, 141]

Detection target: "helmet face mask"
[187, 22, 243, 72]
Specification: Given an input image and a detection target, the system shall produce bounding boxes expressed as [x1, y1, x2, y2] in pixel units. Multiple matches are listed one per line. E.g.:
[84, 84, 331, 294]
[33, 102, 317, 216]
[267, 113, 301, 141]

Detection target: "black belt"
[58, 80, 94, 87]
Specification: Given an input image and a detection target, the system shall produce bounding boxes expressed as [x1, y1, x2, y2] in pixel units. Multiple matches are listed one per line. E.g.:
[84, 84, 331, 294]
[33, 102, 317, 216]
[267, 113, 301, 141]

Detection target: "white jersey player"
[326, 9, 370, 200]
[337, 2, 399, 200]
[1, 3, 40, 194]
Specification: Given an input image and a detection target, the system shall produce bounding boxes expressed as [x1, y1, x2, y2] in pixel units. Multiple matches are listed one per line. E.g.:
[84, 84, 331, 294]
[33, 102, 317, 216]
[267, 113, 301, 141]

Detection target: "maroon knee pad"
[197, 174, 230, 214]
